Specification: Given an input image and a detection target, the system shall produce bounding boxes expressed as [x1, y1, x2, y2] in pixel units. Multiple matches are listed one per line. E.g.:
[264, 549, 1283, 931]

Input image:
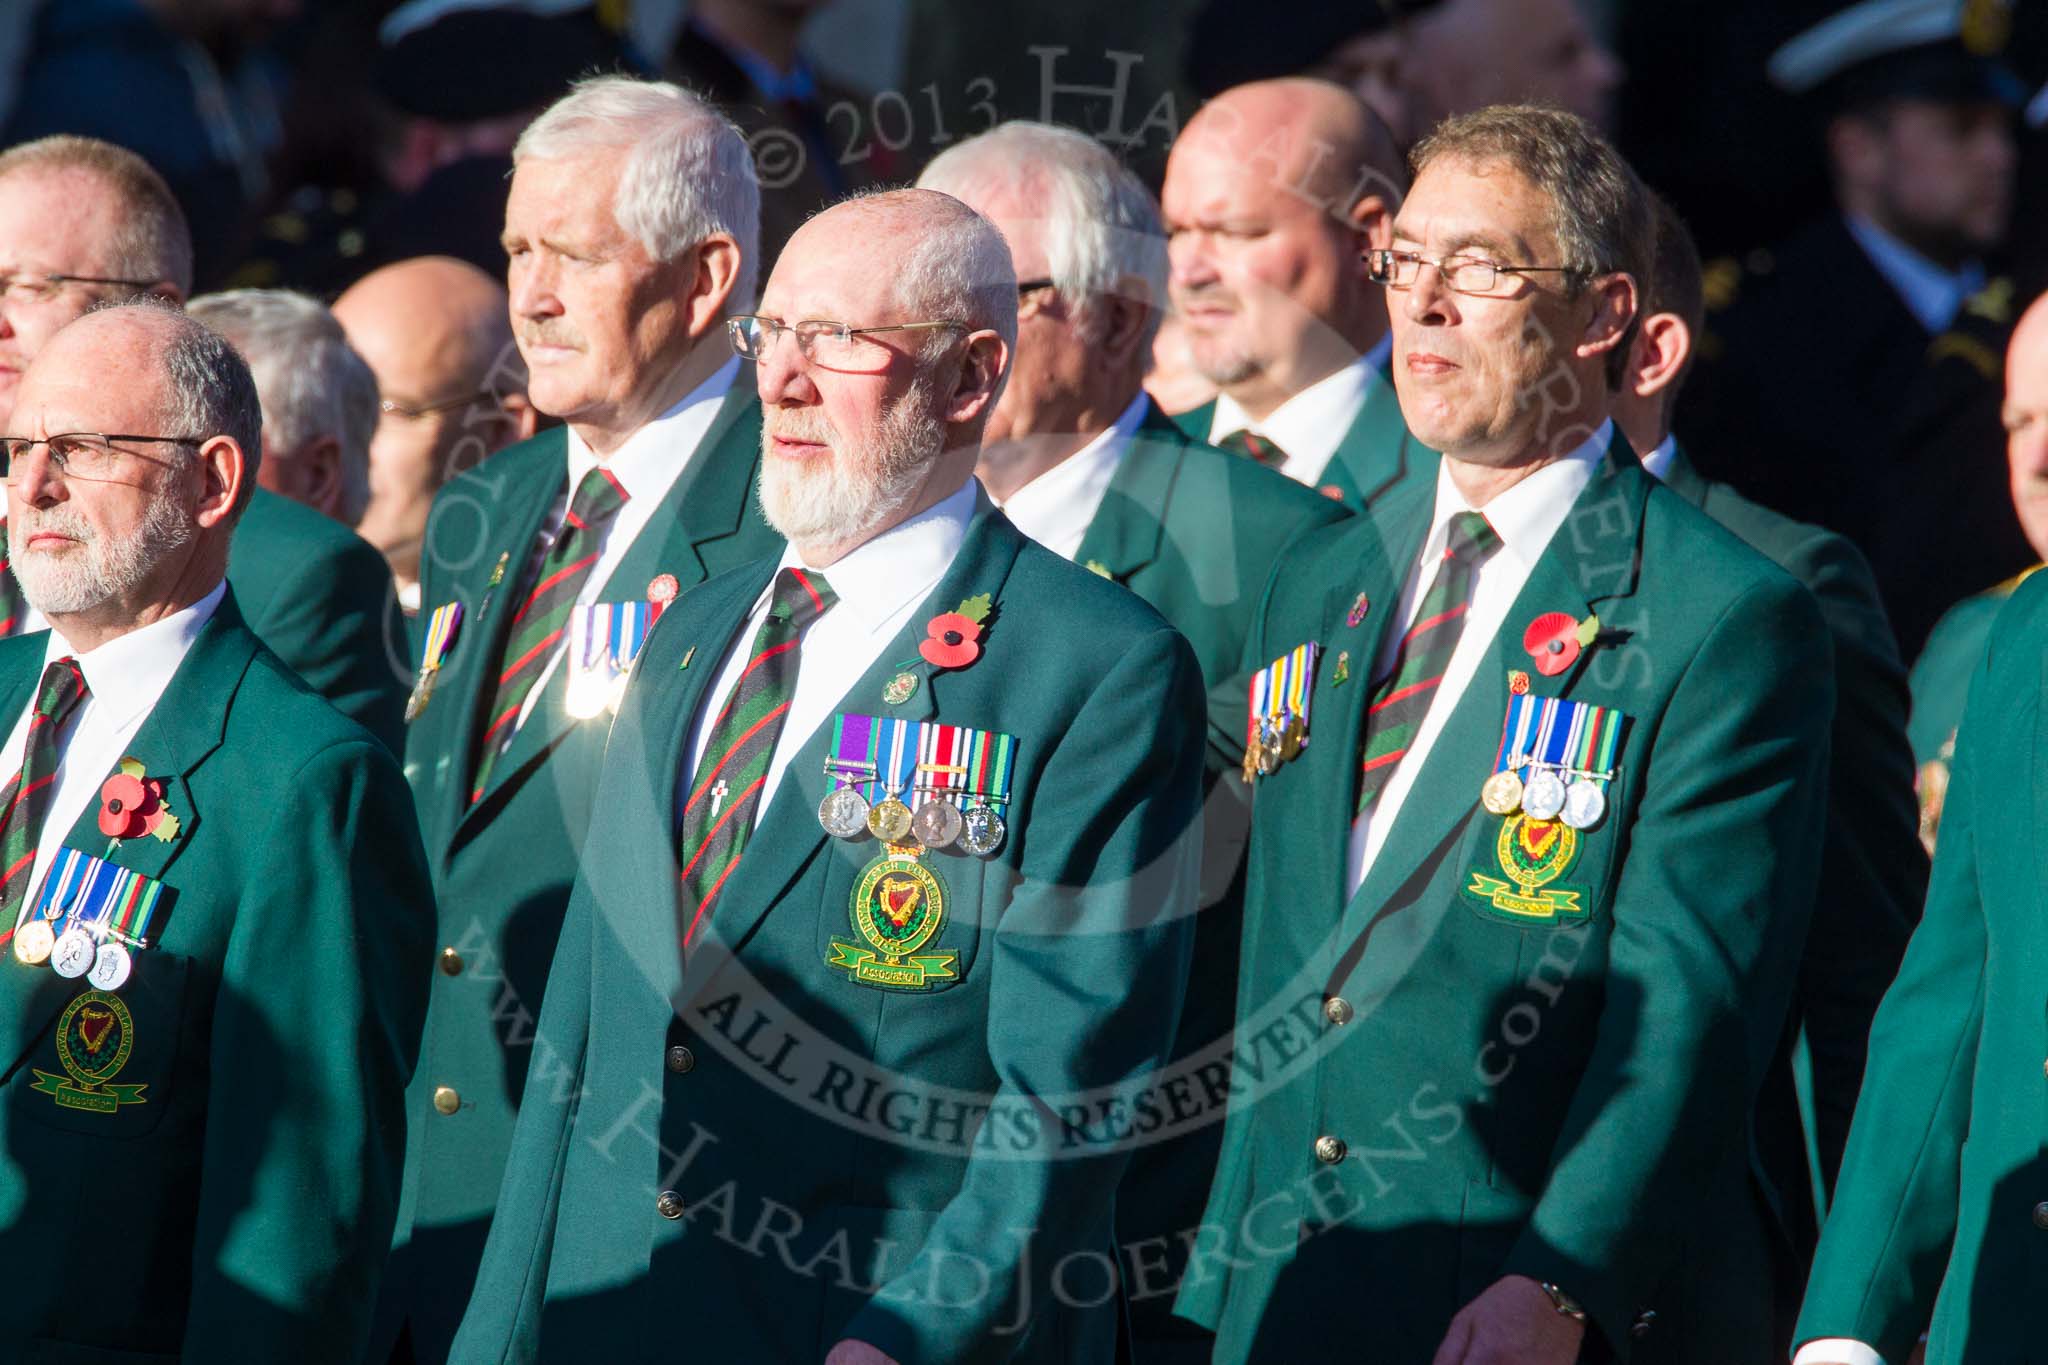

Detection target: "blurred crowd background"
[5, 0, 2044, 662]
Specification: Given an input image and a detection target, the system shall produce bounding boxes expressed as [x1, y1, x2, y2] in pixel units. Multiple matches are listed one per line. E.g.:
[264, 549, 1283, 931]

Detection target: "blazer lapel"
[1072, 403, 1181, 582]
[676, 504, 1024, 1007]
[1658, 443, 1712, 509]
[1326, 360, 1424, 508]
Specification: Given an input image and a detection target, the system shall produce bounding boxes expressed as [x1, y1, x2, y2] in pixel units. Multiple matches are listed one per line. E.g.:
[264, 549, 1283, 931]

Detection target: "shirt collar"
[994, 391, 1147, 522]
[1419, 422, 1612, 572]
[1845, 214, 1986, 333]
[47, 578, 227, 731]
[564, 357, 740, 499]
[1210, 349, 1380, 457]
[1639, 433, 1678, 482]
[774, 476, 979, 631]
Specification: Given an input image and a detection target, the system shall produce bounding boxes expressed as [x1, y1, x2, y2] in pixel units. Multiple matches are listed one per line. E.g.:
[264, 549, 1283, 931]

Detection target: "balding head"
[2003, 291, 2048, 558]
[751, 189, 1013, 562]
[334, 257, 530, 591]
[6, 301, 257, 647]
[1162, 78, 1404, 418]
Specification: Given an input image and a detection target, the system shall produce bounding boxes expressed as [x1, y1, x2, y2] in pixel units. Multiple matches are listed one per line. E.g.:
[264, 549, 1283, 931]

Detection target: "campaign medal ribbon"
[19, 847, 166, 990]
[911, 721, 969, 849]
[565, 600, 664, 720]
[1244, 642, 1319, 781]
[1469, 688, 1628, 924]
[406, 602, 464, 722]
[820, 713, 881, 839]
[955, 724, 1015, 857]
[822, 716, 1015, 856]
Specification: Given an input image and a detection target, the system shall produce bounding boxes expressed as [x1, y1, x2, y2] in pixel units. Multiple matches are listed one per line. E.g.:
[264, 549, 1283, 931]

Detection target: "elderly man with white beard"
[451, 188, 1206, 1365]
[0, 299, 432, 1362]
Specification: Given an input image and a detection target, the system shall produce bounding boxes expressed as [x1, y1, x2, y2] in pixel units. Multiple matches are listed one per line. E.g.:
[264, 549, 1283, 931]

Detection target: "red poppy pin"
[920, 593, 992, 671]
[1522, 612, 1602, 677]
[98, 757, 179, 844]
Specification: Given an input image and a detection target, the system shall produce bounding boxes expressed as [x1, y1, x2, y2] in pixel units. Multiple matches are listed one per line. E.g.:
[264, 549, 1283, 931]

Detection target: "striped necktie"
[676, 567, 837, 951]
[469, 466, 630, 801]
[1218, 429, 1288, 470]
[0, 658, 88, 922]
[1355, 510, 1501, 814]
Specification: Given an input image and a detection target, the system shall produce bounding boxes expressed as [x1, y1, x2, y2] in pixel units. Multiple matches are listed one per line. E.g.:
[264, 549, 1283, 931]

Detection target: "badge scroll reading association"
[1467, 683, 1627, 923]
[30, 990, 148, 1113]
[827, 847, 958, 990]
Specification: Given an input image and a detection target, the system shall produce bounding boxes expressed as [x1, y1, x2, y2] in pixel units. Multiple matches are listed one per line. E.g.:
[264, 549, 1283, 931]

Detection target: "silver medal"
[88, 940, 132, 991]
[911, 798, 963, 850]
[12, 917, 53, 966]
[960, 801, 1006, 856]
[50, 926, 96, 979]
[817, 786, 871, 839]
[1522, 768, 1568, 822]
[1561, 778, 1607, 830]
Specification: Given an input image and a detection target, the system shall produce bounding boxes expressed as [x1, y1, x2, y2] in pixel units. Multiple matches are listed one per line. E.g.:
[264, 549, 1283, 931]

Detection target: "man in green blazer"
[378, 79, 784, 1363]
[922, 120, 1345, 1359]
[1158, 79, 1425, 511]
[453, 189, 1203, 1365]
[0, 301, 430, 1361]
[0, 134, 406, 754]
[1613, 194, 1922, 1345]
[1177, 107, 1832, 1364]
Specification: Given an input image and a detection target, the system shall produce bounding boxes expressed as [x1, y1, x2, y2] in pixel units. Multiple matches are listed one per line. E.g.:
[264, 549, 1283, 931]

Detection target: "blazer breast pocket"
[10, 953, 191, 1140]
[1457, 766, 1630, 931]
[817, 842, 988, 996]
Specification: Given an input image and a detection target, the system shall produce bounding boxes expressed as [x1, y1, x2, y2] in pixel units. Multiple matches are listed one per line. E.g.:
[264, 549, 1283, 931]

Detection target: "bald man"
[333, 257, 537, 613]
[1160, 77, 1425, 510]
[1905, 289, 2048, 850]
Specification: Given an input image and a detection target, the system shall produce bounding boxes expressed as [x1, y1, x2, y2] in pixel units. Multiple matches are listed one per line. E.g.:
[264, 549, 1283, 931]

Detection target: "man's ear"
[192, 434, 245, 529]
[1630, 311, 1693, 401]
[1576, 271, 1639, 362]
[945, 330, 1010, 426]
[1348, 192, 1395, 254]
[300, 434, 344, 514]
[1097, 285, 1155, 368]
[683, 235, 744, 341]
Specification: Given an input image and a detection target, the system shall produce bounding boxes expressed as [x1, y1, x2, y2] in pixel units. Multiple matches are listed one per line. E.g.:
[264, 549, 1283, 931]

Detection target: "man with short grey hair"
[922, 121, 1346, 1359]
[381, 74, 783, 1365]
[454, 187, 1205, 1365]
[1179, 105, 1833, 1364]
[0, 135, 406, 754]
[0, 299, 431, 1363]
[189, 288, 378, 527]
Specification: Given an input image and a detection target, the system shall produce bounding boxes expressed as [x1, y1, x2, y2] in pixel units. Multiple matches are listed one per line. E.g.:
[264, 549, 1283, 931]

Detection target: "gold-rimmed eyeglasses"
[0, 432, 205, 482]
[727, 315, 967, 368]
[1366, 248, 1583, 296]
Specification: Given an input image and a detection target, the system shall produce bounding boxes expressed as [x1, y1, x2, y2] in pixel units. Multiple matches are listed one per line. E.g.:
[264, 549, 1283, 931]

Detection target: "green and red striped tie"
[469, 466, 630, 801]
[1355, 510, 1501, 814]
[1218, 429, 1288, 470]
[0, 658, 88, 922]
[676, 567, 836, 950]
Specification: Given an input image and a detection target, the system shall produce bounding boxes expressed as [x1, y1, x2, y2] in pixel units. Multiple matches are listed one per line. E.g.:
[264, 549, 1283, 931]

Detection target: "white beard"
[758, 379, 944, 547]
[14, 489, 196, 617]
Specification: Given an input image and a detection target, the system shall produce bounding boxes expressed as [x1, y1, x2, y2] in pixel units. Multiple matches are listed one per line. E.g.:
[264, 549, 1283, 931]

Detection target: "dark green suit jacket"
[1176, 442, 1834, 1362]
[0, 590, 432, 1364]
[381, 388, 782, 1361]
[450, 501, 1205, 1365]
[1797, 571, 2048, 1364]
[1167, 356, 1428, 513]
[1075, 400, 1345, 1352]
[1661, 448, 1922, 1292]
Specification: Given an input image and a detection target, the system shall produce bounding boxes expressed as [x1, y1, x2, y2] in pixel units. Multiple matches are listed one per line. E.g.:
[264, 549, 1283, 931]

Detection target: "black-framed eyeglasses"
[727, 315, 967, 367]
[1366, 248, 1583, 296]
[379, 389, 495, 421]
[0, 272, 161, 305]
[0, 432, 206, 481]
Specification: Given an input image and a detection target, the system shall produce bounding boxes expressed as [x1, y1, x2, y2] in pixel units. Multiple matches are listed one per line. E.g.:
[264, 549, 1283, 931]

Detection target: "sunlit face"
[503, 150, 695, 428]
[1161, 123, 1363, 389]
[1387, 157, 1595, 465]
[2003, 316, 2048, 559]
[5, 323, 200, 616]
[0, 169, 141, 431]
[751, 218, 952, 546]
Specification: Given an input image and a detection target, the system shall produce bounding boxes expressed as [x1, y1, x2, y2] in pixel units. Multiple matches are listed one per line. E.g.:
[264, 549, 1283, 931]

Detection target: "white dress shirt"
[0, 579, 224, 926]
[1210, 335, 1391, 488]
[685, 477, 978, 821]
[994, 392, 1147, 561]
[1845, 214, 1986, 335]
[514, 357, 740, 730]
[1344, 425, 1610, 895]
[1639, 433, 1678, 482]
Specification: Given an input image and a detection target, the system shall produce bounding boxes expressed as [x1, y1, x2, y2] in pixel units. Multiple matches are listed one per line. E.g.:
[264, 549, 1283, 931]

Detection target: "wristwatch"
[1538, 1281, 1587, 1321]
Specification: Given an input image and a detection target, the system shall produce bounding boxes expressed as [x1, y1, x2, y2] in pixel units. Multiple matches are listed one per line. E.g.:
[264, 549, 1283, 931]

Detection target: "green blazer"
[0, 590, 432, 1364]
[1908, 585, 2010, 766]
[1176, 441, 1834, 1363]
[223, 487, 407, 755]
[381, 389, 782, 1362]
[1797, 571, 2048, 1364]
[1661, 448, 1923, 1280]
[1167, 356, 1428, 512]
[1074, 400, 1345, 1350]
[450, 502, 1205, 1365]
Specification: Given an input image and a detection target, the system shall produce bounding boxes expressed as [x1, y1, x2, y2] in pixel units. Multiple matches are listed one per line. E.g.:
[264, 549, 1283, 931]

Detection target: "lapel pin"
[1346, 593, 1370, 628]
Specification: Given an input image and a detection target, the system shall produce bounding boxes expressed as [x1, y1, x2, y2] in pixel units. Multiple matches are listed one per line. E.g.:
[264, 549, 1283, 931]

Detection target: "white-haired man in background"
[920, 121, 1346, 1360]
[188, 288, 379, 528]
[374, 75, 782, 1365]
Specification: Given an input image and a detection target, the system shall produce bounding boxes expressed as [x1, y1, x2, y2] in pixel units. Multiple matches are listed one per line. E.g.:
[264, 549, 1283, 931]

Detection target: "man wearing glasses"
[379, 77, 782, 1365]
[0, 135, 405, 753]
[0, 299, 430, 1362]
[1176, 107, 1833, 1364]
[453, 188, 1203, 1365]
